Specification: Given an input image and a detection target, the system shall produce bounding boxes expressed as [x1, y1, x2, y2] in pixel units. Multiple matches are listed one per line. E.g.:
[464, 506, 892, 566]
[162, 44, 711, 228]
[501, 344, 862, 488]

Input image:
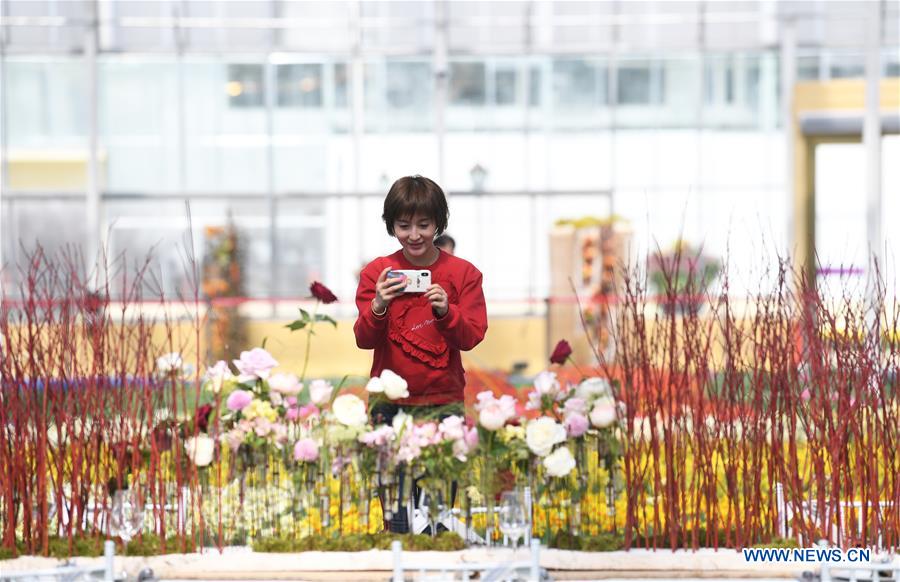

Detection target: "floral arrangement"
[647, 239, 721, 298]
[202, 220, 248, 362]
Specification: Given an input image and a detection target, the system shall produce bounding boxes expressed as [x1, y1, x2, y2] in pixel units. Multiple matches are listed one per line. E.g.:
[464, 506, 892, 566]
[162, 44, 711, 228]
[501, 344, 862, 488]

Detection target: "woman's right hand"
[373, 267, 407, 312]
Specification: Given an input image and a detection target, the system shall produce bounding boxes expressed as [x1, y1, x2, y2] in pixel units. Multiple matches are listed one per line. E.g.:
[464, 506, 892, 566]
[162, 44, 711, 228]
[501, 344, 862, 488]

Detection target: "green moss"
[752, 537, 799, 549]
[252, 532, 465, 552]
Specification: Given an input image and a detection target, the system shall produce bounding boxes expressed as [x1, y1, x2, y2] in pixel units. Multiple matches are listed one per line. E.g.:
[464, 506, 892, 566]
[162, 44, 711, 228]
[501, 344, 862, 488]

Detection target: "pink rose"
[285, 407, 300, 421]
[463, 426, 479, 449]
[293, 438, 319, 462]
[439, 415, 465, 441]
[308, 379, 334, 405]
[226, 390, 253, 412]
[564, 413, 589, 437]
[475, 391, 517, 431]
[233, 348, 278, 380]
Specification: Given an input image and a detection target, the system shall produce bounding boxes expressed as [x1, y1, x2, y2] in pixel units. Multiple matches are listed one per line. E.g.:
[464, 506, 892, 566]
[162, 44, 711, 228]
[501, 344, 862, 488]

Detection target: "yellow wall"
[792, 78, 900, 279]
[8, 151, 106, 190]
[243, 316, 548, 381]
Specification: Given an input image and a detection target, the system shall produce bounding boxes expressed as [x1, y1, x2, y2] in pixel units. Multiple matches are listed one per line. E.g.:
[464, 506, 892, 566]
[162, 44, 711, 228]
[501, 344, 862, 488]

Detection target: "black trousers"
[370, 402, 462, 533]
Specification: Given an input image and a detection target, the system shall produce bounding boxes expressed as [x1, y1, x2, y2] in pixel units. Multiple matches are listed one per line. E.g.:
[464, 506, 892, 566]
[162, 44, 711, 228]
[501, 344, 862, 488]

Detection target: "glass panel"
[275, 200, 326, 297]
[1, 198, 87, 281]
[829, 53, 864, 79]
[386, 62, 431, 109]
[528, 66, 542, 107]
[494, 68, 517, 106]
[553, 59, 603, 109]
[100, 58, 179, 193]
[617, 65, 655, 105]
[6, 59, 88, 147]
[449, 62, 486, 106]
[334, 63, 349, 107]
[182, 61, 268, 193]
[797, 55, 820, 81]
[277, 64, 324, 108]
[226, 64, 265, 108]
[104, 199, 275, 298]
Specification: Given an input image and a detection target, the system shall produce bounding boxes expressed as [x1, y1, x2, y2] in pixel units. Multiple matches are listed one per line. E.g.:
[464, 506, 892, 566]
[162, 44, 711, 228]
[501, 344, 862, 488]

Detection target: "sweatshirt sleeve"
[434, 265, 487, 351]
[354, 260, 389, 349]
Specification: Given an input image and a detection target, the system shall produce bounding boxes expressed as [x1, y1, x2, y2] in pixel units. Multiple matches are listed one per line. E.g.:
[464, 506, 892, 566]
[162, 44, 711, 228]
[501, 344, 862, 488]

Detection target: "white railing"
[391, 539, 542, 582]
[820, 559, 900, 582]
[0, 540, 117, 582]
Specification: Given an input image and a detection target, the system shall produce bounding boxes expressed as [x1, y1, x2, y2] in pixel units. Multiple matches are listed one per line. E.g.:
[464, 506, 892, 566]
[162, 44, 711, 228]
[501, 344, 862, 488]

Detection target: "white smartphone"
[388, 270, 432, 293]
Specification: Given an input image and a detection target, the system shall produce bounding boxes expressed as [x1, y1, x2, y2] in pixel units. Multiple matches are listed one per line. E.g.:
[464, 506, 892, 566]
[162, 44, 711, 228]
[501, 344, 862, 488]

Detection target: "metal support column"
[864, 1, 882, 273]
[0, 0, 8, 276]
[434, 0, 448, 185]
[85, 0, 102, 281]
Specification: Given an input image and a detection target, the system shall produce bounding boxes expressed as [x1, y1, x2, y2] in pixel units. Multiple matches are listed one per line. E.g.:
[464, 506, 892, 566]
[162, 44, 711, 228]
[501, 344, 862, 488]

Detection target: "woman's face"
[394, 213, 437, 260]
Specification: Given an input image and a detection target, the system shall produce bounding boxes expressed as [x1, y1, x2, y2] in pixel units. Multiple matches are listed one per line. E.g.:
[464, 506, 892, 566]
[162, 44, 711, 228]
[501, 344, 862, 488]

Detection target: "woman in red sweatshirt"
[354, 175, 487, 419]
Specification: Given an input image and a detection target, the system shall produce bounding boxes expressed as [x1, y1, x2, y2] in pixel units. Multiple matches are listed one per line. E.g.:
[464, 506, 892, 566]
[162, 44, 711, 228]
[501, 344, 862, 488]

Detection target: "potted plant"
[647, 240, 721, 315]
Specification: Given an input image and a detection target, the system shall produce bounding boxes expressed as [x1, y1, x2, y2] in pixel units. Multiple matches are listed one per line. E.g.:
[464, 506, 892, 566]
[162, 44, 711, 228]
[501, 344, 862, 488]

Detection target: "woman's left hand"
[425, 284, 449, 317]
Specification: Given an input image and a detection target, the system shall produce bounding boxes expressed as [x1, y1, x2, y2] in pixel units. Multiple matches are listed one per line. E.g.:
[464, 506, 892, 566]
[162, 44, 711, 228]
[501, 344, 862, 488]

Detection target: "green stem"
[300, 301, 319, 382]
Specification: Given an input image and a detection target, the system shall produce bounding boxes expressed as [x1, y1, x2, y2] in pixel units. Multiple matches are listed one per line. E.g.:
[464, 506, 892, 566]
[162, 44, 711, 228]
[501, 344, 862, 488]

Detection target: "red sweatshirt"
[354, 249, 488, 405]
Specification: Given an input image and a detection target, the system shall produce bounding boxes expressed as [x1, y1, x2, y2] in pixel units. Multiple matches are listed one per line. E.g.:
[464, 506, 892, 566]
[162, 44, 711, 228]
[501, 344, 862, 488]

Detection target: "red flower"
[310, 281, 338, 304]
[550, 339, 572, 364]
[195, 404, 214, 433]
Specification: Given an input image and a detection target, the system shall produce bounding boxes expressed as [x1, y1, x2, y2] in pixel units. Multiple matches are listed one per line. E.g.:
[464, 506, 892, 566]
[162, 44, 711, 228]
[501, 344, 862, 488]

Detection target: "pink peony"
[298, 403, 320, 421]
[564, 413, 589, 437]
[225, 428, 245, 451]
[233, 348, 278, 380]
[226, 389, 253, 412]
[254, 416, 273, 436]
[293, 438, 319, 462]
[285, 407, 300, 421]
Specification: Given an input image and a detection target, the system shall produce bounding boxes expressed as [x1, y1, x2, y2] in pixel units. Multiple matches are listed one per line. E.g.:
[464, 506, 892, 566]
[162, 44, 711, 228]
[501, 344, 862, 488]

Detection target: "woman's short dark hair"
[382, 175, 449, 236]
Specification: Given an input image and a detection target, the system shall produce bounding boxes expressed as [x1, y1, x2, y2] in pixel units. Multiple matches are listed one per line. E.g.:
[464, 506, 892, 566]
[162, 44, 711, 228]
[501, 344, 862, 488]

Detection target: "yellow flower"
[500, 425, 526, 443]
[466, 486, 484, 505]
[243, 399, 278, 422]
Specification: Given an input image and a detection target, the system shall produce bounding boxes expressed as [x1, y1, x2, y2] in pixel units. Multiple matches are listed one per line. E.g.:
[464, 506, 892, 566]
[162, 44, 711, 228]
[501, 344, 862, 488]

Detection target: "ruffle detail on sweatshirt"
[388, 299, 449, 369]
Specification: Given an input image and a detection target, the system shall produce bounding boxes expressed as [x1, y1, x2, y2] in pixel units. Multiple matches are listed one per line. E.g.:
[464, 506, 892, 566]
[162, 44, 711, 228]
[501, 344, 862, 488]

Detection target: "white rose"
[204, 360, 233, 393]
[380, 369, 409, 400]
[543, 446, 576, 477]
[525, 417, 566, 457]
[332, 394, 368, 427]
[392, 410, 414, 435]
[184, 435, 215, 467]
[589, 399, 617, 428]
[308, 379, 334, 405]
[479, 404, 509, 431]
[269, 373, 303, 396]
[157, 352, 183, 374]
[533, 370, 559, 397]
[365, 376, 384, 393]
[575, 378, 611, 402]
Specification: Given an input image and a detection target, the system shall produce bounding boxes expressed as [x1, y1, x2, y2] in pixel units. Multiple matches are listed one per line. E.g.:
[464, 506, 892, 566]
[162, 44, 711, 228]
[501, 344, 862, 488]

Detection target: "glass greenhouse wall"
[2, 0, 899, 308]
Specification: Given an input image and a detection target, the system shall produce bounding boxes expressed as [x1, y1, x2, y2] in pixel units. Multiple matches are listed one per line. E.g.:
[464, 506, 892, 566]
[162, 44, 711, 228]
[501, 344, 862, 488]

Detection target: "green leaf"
[316, 314, 338, 328]
[299, 308, 311, 322]
[285, 320, 307, 331]
[261, 337, 268, 349]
